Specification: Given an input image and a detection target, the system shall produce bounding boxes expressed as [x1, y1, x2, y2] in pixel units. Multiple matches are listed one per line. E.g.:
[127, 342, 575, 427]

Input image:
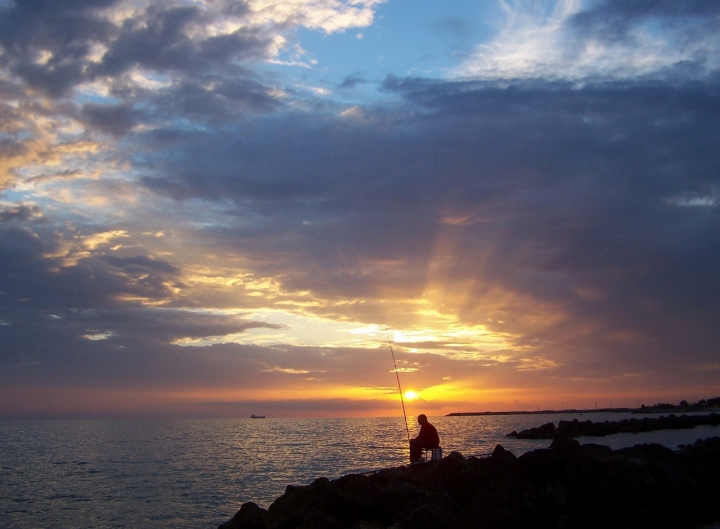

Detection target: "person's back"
[416, 420, 439, 448]
[409, 414, 440, 462]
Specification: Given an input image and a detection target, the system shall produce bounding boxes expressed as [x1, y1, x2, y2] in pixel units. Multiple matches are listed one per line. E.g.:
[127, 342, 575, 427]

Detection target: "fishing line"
[383, 322, 410, 443]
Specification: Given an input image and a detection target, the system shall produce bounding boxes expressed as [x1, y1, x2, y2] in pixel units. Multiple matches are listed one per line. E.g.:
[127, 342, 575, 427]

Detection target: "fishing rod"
[384, 325, 411, 444]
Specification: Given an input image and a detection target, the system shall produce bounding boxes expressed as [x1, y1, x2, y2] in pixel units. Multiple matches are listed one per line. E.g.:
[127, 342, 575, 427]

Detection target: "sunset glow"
[2, 0, 720, 419]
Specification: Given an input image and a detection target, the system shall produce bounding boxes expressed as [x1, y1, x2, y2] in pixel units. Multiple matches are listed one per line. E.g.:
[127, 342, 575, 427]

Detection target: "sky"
[1, 0, 719, 419]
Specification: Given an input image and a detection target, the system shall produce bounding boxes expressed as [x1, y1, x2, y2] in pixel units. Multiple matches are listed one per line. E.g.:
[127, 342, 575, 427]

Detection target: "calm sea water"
[1, 413, 718, 529]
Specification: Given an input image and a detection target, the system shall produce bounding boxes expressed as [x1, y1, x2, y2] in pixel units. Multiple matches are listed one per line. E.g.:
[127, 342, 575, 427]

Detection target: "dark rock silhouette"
[507, 421, 556, 439]
[219, 437, 720, 529]
[506, 412, 720, 439]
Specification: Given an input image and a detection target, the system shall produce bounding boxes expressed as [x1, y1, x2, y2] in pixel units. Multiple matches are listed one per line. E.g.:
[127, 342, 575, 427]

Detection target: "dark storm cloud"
[569, 0, 720, 45]
[0, 338, 405, 419]
[3, 0, 720, 417]
[92, 3, 271, 77]
[0, 331, 457, 408]
[0, 215, 283, 370]
[0, 0, 119, 96]
[79, 102, 142, 137]
[0, 306, 281, 351]
[339, 73, 366, 89]
[0, 222, 184, 325]
[0, 204, 40, 222]
[73, 72, 279, 139]
[135, 75, 720, 376]
[9, 0, 120, 13]
[103, 253, 180, 279]
[381, 76, 720, 366]
[146, 74, 281, 123]
[577, 0, 720, 20]
[0, 138, 27, 158]
[0, 0, 275, 100]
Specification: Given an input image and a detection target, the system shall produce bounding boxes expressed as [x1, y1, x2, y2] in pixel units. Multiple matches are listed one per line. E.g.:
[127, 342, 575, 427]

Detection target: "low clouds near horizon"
[1, 0, 719, 419]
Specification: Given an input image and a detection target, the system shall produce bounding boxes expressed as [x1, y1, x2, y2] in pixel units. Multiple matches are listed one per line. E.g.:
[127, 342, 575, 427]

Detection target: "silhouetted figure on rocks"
[409, 414, 440, 463]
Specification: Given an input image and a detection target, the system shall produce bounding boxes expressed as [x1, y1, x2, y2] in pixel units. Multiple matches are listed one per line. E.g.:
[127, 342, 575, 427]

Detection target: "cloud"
[91, 4, 272, 78]
[459, 0, 720, 80]
[0, 0, 120, 96]
[79, 102, 142, 137]
[338, 73, 366, 89]
[0, 0, 386, 100]
[1, 0, 720, 417]
[130, 74, 720, 375]
[4, 71, 720, 415]
[0, 0, 389, 202]
[0, 84, 111, 190]
[0, 138, 29, 188]
[245, 0, 385, 34]
[0, 204, 43, 224]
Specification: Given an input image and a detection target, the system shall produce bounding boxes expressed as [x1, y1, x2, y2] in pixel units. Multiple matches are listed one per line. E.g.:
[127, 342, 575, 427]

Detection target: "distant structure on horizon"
[251, 414, 266, 419]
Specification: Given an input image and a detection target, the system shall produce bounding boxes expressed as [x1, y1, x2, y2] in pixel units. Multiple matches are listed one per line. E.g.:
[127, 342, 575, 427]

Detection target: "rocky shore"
[506, 412, 720, 439]
[219, 436, 720, 529]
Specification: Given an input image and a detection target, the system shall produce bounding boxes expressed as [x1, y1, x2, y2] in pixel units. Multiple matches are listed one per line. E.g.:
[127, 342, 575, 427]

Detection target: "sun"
[404, 391, 418, 400]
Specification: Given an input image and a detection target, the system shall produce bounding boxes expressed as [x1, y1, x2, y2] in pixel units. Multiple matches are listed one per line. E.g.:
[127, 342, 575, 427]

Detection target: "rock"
[219, 437, 720, 529]
[492, 444, 509, 456]
[391, 497, 459, 529]
[515, 422, 556, 439]
[549, 431, 581, 451]
[505, 413, 720, 439]
[218, 502, 267, 529]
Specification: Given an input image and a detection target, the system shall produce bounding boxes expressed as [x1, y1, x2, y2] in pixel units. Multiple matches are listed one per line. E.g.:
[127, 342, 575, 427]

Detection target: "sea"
[1, 412, 719, 529]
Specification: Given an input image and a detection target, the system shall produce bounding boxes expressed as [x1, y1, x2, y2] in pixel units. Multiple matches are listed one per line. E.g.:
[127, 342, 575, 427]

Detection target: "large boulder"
[510, 422, 556, 439]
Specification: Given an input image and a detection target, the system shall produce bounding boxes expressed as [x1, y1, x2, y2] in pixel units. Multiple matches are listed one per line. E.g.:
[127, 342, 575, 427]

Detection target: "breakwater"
[506, 412, 720, 439]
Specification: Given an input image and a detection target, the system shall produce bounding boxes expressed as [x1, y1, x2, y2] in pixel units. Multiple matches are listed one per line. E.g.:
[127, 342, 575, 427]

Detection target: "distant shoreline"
[446, 408, 630, 416]
[446, 407, 720, 417]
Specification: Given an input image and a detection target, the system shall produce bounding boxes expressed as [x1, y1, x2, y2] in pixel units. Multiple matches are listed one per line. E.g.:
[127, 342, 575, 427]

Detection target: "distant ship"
[250, 414, 265, 419]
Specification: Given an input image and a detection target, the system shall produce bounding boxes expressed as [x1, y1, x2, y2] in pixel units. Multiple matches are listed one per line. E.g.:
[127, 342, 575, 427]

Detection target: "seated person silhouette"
[409, 414, 440, 463]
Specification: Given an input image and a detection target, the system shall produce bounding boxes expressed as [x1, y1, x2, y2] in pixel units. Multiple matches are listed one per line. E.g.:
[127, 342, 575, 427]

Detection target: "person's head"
[417, 414, 427, 425]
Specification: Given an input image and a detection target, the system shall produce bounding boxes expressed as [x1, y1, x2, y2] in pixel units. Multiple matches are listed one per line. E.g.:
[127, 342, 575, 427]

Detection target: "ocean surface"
[1, 412, 718, 529]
